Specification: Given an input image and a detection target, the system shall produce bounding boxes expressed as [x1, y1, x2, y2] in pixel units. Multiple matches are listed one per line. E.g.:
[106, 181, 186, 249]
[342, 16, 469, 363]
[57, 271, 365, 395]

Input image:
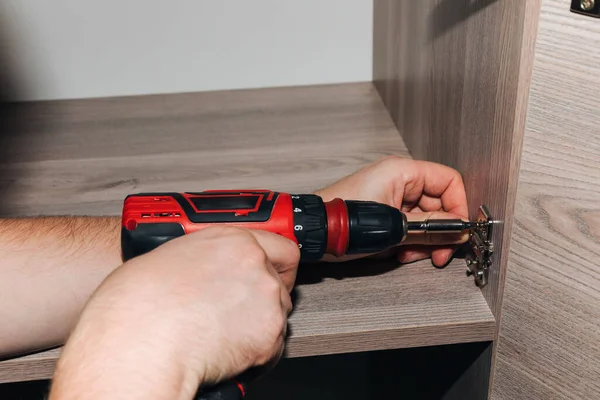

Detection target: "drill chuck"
[290, 195, 408, 258]
[345, 200, 407, 254]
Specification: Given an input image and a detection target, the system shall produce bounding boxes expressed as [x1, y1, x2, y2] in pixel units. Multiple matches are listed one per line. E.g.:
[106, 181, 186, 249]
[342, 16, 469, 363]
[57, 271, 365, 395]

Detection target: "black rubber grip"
[194, 380, 247, 400]
[345, 200, 407, 254]
[121, 223, 185, 261]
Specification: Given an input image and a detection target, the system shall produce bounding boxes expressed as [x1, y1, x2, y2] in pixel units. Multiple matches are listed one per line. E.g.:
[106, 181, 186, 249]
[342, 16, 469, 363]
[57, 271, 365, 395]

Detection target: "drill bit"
[407, 219, 480, 233]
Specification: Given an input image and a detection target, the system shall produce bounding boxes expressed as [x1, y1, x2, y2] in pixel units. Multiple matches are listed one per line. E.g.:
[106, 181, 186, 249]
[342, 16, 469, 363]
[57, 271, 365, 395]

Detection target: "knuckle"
[444, 166, 464, 187]
[256, 337, 283, 365]
[261, 274, 283, 298]
[284, 239, 301, 263]
[266, 313, 286, 343]
[283, 294, 293, 315]
[453, 168, 465, 183]
[271, 312, 286, 335]
[243, 244, 268, 266]
[379, 154, 403, 168]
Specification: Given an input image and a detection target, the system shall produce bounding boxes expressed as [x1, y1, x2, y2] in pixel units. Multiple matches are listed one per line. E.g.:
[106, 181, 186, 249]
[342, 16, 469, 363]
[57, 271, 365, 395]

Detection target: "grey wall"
[0, 0, 372, 101]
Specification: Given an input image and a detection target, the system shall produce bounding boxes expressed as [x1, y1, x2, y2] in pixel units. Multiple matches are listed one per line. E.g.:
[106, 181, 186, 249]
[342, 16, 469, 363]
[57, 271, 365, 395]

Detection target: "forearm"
[51, 332, 197, 400]
[0, 216, 122, 357]
[49, 259, 202, 400]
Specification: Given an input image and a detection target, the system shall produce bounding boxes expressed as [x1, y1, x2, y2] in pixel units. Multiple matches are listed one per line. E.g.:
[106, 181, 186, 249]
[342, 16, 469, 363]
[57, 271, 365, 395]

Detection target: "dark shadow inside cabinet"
[0, 342, 492, 399]
[247, 341, 492, 400]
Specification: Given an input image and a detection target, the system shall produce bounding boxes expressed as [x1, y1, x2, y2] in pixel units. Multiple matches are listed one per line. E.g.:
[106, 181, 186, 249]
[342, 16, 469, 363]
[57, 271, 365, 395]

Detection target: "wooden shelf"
[0, 82, 495, 383]
[0, 260, 494, 383]
[287, 258, 494, 357]
[1, 82, 411, 216]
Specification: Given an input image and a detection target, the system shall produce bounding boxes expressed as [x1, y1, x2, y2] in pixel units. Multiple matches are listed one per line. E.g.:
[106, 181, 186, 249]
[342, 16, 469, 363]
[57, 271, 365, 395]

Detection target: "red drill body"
[121, 190, 406, 262]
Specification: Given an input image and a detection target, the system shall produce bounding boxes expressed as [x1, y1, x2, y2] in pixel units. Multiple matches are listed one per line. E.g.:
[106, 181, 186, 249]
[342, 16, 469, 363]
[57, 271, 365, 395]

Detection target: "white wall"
[0, 0, 373, 101]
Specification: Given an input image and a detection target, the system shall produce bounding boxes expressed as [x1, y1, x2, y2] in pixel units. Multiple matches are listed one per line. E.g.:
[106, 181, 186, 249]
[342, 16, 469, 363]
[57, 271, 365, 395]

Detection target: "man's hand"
[315, 156, 469, 267]
[49, 226, 300, 400]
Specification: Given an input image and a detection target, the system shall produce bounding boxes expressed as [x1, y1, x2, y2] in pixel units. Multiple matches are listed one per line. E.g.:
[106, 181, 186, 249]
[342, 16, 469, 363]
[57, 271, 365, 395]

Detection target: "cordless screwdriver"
[121, 190, 473, 262]
[120, 190, 476, 400]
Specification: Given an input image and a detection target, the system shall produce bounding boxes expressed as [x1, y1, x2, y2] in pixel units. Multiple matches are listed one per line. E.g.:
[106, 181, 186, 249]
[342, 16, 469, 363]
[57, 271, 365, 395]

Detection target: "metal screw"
[581, 0, 594, 11]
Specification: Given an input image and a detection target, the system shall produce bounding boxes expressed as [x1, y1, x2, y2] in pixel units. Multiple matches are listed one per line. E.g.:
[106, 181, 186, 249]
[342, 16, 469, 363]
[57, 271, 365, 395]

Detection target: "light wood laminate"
[373, 1, 542, 397]
[373, 0, 538, 319]
[1, 83, 407, 216]
[493, 1, 600, 398]
[0, 82, 495, 383]
[0, 260, 495, 384]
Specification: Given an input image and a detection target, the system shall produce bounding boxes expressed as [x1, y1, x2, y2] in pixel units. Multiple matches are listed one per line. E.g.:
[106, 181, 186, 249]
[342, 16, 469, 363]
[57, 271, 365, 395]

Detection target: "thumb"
[402, 211, 470, 246]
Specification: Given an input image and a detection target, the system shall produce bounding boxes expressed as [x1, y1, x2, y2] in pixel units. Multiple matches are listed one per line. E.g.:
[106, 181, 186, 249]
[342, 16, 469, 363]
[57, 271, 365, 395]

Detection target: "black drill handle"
[194, 366, 265, 400]
[194, 379, 248, 400]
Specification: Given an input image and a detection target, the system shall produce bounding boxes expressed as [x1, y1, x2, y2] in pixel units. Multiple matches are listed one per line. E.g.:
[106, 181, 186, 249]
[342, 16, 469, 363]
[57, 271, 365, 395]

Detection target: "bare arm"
[0, 216, 121, 358]
[49, 227, 297, 400]
[0, 156, 470, 361]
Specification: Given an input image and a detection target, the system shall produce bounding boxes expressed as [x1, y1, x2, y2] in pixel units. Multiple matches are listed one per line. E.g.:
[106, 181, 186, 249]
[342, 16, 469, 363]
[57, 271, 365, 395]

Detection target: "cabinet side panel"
[493, 0, 600, 398]
[373, 0, 533, 319]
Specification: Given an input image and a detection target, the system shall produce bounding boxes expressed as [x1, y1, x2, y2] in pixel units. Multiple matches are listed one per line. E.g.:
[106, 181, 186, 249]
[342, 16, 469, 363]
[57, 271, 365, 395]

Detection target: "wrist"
[50, 274, 205, 400]
[53, 314, 203, 400]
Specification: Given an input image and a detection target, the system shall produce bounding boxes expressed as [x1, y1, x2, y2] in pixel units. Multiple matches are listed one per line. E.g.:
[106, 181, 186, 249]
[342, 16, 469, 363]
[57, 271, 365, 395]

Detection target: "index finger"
[407, 161, 469, 219]
[247, 230, 301, 284]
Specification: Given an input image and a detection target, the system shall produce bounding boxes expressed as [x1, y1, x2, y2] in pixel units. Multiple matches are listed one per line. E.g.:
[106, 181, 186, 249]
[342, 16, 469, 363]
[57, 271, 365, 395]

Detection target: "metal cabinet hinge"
[465, 205, 495, 288]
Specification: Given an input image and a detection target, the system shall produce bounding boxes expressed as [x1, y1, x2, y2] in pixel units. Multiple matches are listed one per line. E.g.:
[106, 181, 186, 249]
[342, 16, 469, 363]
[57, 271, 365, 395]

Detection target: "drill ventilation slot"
[465, 205, 494, 288]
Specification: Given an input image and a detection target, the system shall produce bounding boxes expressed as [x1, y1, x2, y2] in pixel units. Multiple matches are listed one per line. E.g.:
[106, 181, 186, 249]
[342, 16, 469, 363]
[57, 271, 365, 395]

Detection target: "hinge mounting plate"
[465, 205, 494, 287]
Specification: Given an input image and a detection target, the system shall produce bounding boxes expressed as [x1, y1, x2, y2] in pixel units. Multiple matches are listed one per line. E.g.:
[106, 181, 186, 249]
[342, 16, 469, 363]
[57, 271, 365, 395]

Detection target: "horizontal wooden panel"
[0, 348, 61, 384]
[0, 82, 494, 383]
[287, 259, 495, 357]
[1, 83, 409, 216]
[1, 260, 495, 383]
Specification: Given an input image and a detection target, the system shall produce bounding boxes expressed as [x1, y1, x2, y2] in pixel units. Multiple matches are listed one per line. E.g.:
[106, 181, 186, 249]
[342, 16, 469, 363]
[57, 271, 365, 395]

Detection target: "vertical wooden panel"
[372, 0, 537, 320]
[373, 1, 542, 396]
[493, 1, 600, 398]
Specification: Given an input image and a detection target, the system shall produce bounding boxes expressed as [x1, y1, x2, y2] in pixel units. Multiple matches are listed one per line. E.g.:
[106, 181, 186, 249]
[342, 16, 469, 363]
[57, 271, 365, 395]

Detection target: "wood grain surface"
[1, 83, 407, 216]
[493, 1, 600, 398]
[373, 1, 542, 397]
[0, 260, 495, 383]
[373, 0, 535, 320]
[0, 82, 494, 383]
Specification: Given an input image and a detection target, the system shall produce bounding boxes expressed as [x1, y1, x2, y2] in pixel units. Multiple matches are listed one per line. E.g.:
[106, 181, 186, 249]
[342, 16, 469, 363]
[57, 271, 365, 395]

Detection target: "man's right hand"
[49, 226, 300, 400]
